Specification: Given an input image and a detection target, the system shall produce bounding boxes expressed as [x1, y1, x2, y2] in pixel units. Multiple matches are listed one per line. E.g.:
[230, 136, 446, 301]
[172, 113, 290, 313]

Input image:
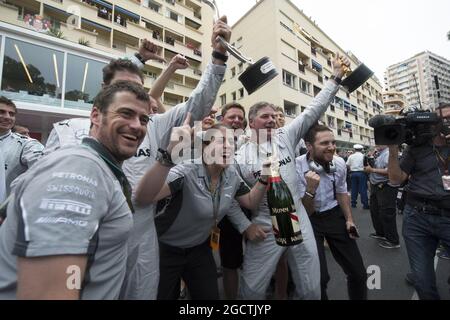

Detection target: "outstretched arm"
[150, 54, 189, 114]
[284, 53, 350, 148]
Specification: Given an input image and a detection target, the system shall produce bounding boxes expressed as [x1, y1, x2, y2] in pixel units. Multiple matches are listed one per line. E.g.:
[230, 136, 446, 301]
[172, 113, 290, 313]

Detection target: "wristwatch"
[134, 52, 146, 64]
[212, 50, 229, 63]
[330, 75, 342, 85]
[305, 191, 316, 199]
[157, 149, 175, 168]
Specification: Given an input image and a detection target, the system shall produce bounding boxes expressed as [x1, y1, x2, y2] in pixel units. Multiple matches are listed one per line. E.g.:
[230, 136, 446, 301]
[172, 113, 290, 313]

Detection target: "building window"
[1, 37, 64, 107]
[283, 70, 297, 89]
[231, 67, 236, 78]
[239, 88, 244, 99]
[238, 63, 243, 74]
[65, 54, 106, 110]
[232, 91, 236, 101]
[220, 94, 226, 106]
[299, 78, 311, 94]
[311, 60, 322, 73]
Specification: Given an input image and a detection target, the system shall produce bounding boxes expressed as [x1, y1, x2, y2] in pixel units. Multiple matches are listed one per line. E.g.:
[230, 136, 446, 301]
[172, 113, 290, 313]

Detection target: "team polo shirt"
[0, 152, 5, 203]
[155, 163, 250, 249]
[296, 155, 348, 213]
[0, 131, 44, 196]
[0, 142, 133, 300]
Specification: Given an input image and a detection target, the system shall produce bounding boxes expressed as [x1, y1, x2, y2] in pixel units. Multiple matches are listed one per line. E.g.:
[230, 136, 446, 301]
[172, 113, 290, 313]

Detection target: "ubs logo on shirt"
[135, 148, 151, 158]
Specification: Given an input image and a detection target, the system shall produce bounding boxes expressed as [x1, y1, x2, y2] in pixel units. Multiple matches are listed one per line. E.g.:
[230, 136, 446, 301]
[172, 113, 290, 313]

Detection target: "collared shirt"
[369, 148, 390, 185]
[0, 130, 44, 196]
[0, 151, 5, 203]
[155, 163, 250, 249]
[0, 143, 133, 300]
[346, 151, 365, 172]
[296, 155, 348, 213]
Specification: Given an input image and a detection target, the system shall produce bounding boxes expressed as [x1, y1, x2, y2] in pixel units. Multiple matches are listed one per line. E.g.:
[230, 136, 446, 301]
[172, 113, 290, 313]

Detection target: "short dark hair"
[94, 81, 150, 114]
[248, 102, 276, 122]
[304, 124, 333, 144]
[221, 102, 246, 118]
[437, 103, 450, 111]
[0, 96, 17, 112]
[102, 59, 144, 85]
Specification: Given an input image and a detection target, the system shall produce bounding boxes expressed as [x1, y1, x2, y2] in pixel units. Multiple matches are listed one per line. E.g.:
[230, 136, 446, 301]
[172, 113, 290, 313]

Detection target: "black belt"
[314, 205, 341, 218]
[407, 195, 450, 218]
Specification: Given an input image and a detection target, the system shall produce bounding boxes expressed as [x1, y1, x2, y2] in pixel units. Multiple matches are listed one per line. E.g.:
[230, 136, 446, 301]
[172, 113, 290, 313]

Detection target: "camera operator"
[297, 125, 367, 300]
[387, 103, 450, 300]
[365, 146, 400, 249]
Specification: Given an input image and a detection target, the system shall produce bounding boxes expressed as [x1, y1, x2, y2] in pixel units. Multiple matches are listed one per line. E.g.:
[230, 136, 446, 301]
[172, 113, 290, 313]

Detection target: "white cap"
[353, 144, 364, 150]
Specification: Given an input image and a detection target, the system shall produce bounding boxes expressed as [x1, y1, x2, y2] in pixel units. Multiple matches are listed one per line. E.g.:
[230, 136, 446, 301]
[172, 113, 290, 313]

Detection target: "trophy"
[340, 60, 374, 93]
[202, 0, 279, 95]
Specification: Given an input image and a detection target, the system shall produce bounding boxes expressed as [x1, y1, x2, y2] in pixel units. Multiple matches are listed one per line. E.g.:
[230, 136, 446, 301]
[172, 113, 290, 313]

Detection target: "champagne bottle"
[266, 137, 303, 247]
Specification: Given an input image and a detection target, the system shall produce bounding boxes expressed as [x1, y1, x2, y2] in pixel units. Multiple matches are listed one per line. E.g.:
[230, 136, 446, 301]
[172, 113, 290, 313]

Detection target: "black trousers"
[310, 206, 367, 300]
[157, 240, 219, 300]
[370, 183, 400, 244]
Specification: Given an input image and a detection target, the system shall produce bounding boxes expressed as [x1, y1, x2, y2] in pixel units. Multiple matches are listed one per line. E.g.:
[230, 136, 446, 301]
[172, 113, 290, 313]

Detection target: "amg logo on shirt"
[35, 216, 88, 227]
[135, 148, 151, 158]
[39, 199, 92, 216]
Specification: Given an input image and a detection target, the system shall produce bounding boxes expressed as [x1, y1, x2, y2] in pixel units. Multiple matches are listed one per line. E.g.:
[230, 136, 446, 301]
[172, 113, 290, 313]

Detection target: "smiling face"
[202, 106, 219, 131]
[275, 110, 286, 128]
[91, 91, 150, 162]
[0, 103, 16, 135]
[308, 130, 336, 164]
[203, 126, 234, 168]
[249, 105, 277, 138]
[222, 107, 245, 130]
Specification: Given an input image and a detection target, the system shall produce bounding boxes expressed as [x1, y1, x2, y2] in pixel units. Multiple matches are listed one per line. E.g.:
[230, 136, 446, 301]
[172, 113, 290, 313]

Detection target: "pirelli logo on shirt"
[39, 199, 92, 216]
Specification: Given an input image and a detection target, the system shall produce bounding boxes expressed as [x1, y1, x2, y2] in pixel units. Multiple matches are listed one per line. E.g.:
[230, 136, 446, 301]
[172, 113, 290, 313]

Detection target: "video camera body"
[369, 109, 442, 146]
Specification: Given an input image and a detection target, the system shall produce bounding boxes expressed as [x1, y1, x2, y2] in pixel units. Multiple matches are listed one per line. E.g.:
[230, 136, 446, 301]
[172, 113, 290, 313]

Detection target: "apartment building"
[0, 0, 213, 140]
[385, 51, 450, 111]
[382, 90, 407, 116]
[217, 0, 384, 150]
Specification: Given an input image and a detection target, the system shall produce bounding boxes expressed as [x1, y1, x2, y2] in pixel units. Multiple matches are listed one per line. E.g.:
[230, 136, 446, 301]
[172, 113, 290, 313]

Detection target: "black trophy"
[340, 61, 374, 93]
[202, 0, 279, 95]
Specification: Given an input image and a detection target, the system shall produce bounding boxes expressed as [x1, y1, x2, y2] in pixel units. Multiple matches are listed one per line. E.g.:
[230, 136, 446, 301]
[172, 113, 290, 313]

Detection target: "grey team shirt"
[156, 163, 250, 249]
[0, 145, 133, 300]
[0, 131, 44, 196]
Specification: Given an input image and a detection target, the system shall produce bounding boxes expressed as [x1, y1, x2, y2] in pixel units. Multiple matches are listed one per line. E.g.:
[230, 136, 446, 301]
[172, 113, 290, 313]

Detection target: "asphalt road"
[212, 207, 450, 300]
[324, 206, 450, 300]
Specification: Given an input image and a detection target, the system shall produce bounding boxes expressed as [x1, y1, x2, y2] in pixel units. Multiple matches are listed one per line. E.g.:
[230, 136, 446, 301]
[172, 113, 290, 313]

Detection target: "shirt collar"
[0, 130, 12, 141]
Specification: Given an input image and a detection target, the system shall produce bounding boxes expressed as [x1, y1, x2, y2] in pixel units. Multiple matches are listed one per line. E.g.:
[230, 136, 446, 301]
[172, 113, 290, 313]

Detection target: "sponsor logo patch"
[40, 199, 92, 216]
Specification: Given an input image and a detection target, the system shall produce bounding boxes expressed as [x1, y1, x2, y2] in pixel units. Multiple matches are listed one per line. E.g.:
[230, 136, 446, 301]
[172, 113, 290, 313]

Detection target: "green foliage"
[47, 27, 65, 39]
[78, 38, 90, 47]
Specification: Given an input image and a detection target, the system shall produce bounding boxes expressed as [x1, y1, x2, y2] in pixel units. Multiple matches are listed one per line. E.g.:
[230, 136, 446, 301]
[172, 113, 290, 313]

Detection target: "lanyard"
[206, 172, 223, 228]
[82, 138, 135, 213]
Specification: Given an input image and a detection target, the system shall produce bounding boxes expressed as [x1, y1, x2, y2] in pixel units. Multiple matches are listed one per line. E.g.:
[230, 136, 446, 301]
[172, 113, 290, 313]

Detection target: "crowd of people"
[0, 16, 449, 300]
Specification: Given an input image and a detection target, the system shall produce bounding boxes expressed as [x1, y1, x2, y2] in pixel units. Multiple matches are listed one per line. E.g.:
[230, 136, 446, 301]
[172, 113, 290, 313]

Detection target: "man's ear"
[249, 119, 255, 129]
[91, 107, 101, 128]
[306, 142, 313, 153]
